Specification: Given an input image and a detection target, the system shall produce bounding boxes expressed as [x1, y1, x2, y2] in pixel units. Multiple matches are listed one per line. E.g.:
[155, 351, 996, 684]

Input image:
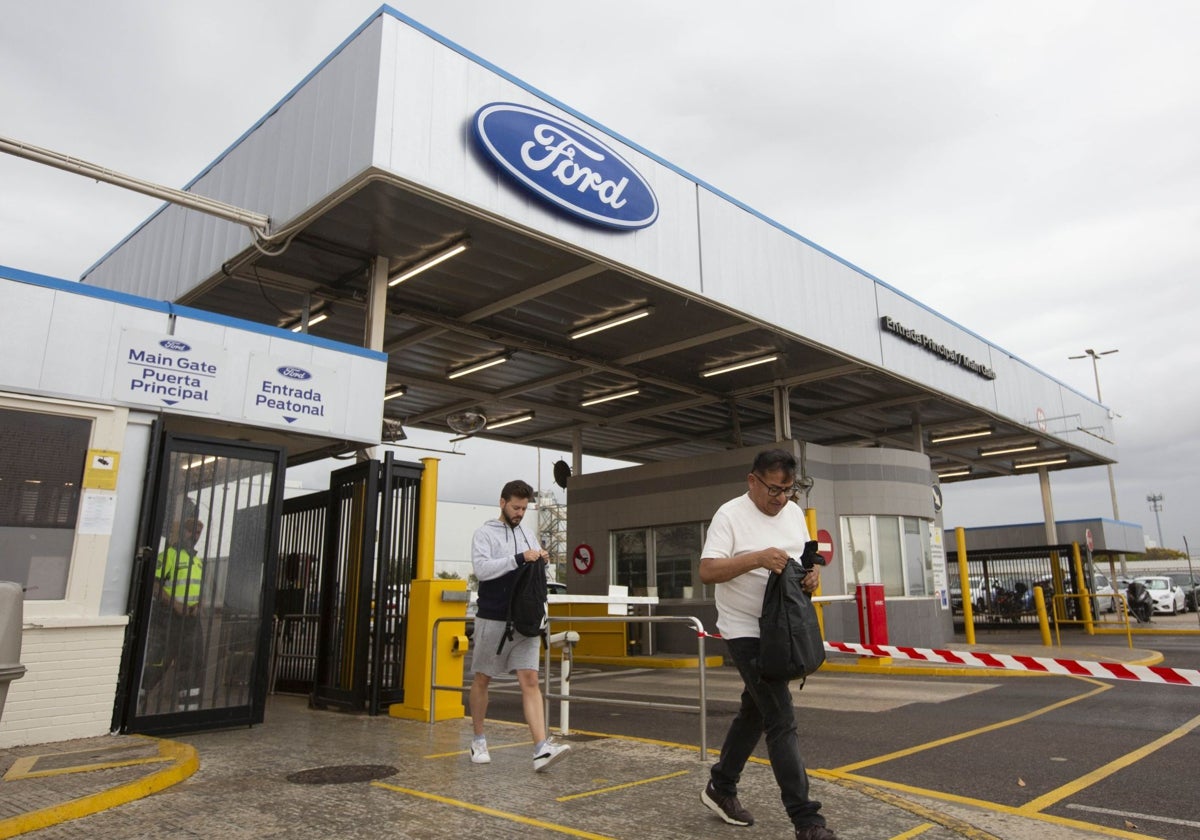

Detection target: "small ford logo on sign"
[159, 339, 191, 352]
[277, 366, 312, 380]
[473, 103, 658, 231]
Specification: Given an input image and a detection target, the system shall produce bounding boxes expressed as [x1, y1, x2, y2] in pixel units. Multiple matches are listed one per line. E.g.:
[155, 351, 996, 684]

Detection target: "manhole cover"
[286, 764, 398, 785]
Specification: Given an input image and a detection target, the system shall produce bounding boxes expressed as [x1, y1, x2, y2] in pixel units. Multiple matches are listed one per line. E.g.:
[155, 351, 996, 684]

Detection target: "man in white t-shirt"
[698, 449, 837, 840]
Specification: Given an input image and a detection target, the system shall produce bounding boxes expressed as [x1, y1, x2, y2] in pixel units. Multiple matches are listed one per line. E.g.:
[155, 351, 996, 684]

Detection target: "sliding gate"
[274, 453, 422, 714]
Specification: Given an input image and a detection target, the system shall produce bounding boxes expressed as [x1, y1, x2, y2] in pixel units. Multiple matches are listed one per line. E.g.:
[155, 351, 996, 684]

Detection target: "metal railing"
[429, 613, 712, 759]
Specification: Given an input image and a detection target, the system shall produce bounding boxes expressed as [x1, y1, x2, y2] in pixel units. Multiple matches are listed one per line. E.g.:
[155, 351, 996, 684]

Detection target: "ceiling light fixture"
[388, 240, 470, 287]
[383, 385, 407, 401]
[1014, 456, 1069, 470]
[570, 307, 653, 340]
[580, 387, 640, 407]
[979, 442, 1038, 457]
[701, 353, 779, 378]
[930, 428, 993, 444]
[447, 353, 509, 380]
[289, 311, 328, 332]
[937, 468, 971, 479]
[486, 412, 534, 430]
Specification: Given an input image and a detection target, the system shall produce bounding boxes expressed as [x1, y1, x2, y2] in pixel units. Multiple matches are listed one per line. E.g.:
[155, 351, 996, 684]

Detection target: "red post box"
[855, 583, 889, 646]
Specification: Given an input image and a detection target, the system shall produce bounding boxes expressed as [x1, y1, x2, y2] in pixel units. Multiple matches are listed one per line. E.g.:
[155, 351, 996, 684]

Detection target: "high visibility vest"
[157, 547, 203, 607]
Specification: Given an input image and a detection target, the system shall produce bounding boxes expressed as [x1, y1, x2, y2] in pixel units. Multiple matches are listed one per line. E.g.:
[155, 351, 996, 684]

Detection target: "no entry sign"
[816, 529, 835, 565]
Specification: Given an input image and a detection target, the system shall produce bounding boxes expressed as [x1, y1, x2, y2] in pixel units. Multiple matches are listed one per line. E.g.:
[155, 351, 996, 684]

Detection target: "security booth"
[0, 268, 390, 744]
[950, 518, 1145, 628]
[562, 440, 955, 656]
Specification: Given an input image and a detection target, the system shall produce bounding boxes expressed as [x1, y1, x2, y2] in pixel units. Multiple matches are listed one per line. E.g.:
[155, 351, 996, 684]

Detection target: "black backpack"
[496, 558, 548, 654]
[758, 547, 826, 683]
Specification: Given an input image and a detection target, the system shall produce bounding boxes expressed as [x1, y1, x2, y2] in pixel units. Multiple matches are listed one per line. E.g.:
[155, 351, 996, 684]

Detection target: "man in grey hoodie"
[468, 479, 571, 772]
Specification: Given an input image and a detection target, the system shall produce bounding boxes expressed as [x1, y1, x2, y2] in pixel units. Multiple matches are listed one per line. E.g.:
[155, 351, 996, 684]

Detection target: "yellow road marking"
[372, 781, 616, 839]
[425, 741, 529, 760]
[4, 747, 170, 781]
[891, 824, 935, 838]
[556, 769, 690, 801]
[0, 738, 197, 840]
[818, 773, 1002, 840]
[1019, 710, 1200, 813]
[828, 770, 1157, 839]
[832, 678, 1111, 773]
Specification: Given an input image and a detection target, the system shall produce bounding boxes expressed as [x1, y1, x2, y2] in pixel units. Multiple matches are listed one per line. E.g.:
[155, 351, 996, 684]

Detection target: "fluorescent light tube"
[486, 413, 533, 430]
[1014, 457, 1069, 469]
[581, 388, 640, 407]
[701, 354, 779, 378]
[448, 354, 509, 380]
[930, 429, 993, 444]
[979, 443, 1038, 457]
[388, 241, 469, 287]
[570, 307, 652, 339]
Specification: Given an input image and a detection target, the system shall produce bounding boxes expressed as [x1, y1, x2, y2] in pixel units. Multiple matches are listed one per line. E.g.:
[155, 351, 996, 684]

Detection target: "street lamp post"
[1147, 493, 1164, 548]
[1070, 348, 1123, 572]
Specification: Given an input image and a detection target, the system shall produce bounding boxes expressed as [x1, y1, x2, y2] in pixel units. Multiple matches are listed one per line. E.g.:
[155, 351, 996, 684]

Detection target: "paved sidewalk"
[0, 639, 1163, 839]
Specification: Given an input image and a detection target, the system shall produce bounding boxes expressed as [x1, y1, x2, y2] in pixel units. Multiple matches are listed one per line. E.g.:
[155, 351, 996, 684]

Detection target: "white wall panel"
[875, 286, 999, 413]
[696, 190, 882, 361]
[376, 17, 704, 293]
[38, 291, 118, 397]
[0, 280, 53, 391]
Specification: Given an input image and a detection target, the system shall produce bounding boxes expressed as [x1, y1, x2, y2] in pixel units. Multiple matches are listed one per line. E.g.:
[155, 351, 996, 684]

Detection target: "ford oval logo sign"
[473, 103, 658, 231]
[159, 339, 191, 352]
[277, 366, 312, 381]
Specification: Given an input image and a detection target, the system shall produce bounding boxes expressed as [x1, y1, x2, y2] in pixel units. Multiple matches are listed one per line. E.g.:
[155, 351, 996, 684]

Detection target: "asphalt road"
[479, 626, 1200, 839]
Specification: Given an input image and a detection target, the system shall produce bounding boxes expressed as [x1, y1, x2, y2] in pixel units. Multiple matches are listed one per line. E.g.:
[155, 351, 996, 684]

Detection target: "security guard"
[141, 498, 206, 711]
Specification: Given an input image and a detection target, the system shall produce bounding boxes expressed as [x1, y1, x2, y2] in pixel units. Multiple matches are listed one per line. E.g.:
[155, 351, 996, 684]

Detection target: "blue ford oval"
[159, 339, 191, 352]
[473, 103, 658, 231]
[277, 366, 313, 380]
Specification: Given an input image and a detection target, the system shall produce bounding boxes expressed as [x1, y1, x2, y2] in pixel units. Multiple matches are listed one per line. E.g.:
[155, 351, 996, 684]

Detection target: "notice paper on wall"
[77, 489, 118, 535]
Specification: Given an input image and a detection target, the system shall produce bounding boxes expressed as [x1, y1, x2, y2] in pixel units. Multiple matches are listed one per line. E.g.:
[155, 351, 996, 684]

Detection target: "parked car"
[1134, 576, 1187, 615]
[1092, 571, 1117, 613]
[1166, 572, 1200, 612]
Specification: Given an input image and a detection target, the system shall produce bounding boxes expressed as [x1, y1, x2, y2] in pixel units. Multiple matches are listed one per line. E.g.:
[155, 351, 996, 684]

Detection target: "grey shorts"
[471, 616, 542, 677]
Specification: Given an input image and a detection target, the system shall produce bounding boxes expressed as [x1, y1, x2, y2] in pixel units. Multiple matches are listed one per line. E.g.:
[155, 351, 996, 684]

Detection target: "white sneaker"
[470, 740, 491, 764]
[533, 739, 571, 772]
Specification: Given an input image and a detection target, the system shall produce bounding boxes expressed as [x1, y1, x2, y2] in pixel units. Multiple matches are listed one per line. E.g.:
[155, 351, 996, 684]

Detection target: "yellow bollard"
[1033, 585, 1052, 646]
[955, 527, 975, 645]
[1072, 543, 1095, 635]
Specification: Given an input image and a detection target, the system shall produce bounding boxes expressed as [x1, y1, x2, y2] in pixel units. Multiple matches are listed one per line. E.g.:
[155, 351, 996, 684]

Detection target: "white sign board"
[114, 329, 227, 414]
[242, 354, 337, 433]
[930, 526, 949, 610]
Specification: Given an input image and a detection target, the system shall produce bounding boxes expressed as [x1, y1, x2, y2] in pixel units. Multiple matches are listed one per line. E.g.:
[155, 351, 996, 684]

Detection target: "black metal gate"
[949, 545, 1090, 627]
[275, 453, 422, 714]
[117, 433, 285, 736]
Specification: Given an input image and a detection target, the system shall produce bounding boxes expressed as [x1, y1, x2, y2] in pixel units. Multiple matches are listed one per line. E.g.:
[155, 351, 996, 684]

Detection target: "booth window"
[613, 522, 708, 600]
[840, 514, 932, 598]
[0, 406, 91, 599]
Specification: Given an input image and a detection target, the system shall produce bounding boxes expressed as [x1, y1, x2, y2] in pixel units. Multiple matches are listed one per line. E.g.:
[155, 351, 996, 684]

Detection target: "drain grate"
[285, 764, 398, 785]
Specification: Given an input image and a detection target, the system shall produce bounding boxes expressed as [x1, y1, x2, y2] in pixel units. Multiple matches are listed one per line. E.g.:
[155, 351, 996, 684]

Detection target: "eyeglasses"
[750, 473, 793, 498]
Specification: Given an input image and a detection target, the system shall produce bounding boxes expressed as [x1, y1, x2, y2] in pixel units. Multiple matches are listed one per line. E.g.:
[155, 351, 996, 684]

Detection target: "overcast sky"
[2, 1, 1196, 556]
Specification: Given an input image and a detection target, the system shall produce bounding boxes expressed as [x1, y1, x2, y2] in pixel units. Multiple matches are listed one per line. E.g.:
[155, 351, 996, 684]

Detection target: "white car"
[1134, 576, 1187, 615]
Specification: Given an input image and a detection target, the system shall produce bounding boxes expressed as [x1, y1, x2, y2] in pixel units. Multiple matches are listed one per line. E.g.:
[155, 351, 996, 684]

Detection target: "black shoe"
[701, 781, 754, 826]
[795, 825, 838, 840]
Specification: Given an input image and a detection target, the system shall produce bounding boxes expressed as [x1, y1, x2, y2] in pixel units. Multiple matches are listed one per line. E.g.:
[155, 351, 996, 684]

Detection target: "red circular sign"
[816, 529, 835, 565]
[572, 543, 595, 575]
